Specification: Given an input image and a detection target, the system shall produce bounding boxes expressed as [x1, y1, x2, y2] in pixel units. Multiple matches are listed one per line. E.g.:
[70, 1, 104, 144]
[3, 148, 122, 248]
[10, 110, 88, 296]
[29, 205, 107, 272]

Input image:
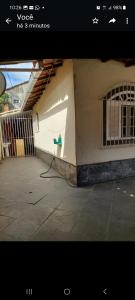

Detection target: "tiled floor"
[0, 157, 135, 240]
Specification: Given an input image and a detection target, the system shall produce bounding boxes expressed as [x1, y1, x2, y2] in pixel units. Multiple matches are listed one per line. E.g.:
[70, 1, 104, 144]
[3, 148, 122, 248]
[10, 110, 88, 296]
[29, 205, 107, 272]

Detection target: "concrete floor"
[1, 157, 135, 241]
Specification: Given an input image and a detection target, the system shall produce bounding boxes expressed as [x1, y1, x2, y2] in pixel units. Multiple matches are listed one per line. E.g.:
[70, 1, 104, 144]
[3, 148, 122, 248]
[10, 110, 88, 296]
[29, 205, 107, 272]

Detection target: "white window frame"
[33, 112, 39, 133]
[102, 82, 135, 146]
[106, 100, 135, 140]
[106, 100, 121, 140]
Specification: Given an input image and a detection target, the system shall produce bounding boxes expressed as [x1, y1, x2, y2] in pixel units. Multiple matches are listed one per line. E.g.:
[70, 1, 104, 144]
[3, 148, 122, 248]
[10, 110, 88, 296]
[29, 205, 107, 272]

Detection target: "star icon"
[92, 17, 99, 24]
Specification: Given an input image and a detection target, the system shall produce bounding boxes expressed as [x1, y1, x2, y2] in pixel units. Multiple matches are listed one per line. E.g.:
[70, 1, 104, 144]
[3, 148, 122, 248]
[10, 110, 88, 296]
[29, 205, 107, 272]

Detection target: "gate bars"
[0, 111, 35, 158]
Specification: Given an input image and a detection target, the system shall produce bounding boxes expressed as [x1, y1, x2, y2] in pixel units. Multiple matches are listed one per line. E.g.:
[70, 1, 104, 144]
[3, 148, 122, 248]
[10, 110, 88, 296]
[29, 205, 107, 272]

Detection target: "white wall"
[33, 59, 76, 165]
[73, 59, 135, 165]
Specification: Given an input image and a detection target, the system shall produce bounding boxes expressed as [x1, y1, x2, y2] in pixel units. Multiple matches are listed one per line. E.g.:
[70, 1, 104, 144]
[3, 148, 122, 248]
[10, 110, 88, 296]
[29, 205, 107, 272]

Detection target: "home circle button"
[64, 288, 71, 296]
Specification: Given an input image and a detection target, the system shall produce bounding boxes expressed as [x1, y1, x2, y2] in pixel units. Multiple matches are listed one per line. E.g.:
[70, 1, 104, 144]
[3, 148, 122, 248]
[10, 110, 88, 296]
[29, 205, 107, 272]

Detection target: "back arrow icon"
[6, 18, 12, 24]
[103, 288, 108, 295]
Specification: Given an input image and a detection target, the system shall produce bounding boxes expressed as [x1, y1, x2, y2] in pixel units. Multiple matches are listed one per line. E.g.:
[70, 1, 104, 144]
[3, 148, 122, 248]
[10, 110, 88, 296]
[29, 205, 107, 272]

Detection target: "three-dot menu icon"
[26, 288, 33, 296]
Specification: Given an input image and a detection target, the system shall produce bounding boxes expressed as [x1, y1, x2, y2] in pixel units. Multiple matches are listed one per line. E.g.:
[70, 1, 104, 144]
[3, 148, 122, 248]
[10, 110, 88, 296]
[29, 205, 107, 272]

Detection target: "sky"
[2, 62, 33, 89]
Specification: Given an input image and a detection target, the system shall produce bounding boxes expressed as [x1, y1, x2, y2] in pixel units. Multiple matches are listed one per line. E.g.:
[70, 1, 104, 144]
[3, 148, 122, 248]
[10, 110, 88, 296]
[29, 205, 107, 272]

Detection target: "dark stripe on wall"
[77, 158, 135, 186]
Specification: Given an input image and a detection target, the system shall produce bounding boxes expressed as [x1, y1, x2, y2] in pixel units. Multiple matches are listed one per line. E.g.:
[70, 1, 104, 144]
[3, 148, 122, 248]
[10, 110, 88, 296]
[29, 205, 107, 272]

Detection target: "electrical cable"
[40, 157, 77, 188]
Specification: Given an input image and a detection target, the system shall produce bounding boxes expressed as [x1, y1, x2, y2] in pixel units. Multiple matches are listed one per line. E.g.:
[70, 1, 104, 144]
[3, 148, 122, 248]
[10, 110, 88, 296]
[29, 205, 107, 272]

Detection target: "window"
[121, 105, 135, 138]
[33, 112, 39, 132]
[13, 98, 20, 104]
[103, 82, 135, 146]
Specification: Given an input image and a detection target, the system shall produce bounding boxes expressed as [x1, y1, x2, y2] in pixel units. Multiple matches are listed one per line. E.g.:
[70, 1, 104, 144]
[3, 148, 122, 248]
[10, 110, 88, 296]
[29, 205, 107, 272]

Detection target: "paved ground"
[1, 157, 135, 241]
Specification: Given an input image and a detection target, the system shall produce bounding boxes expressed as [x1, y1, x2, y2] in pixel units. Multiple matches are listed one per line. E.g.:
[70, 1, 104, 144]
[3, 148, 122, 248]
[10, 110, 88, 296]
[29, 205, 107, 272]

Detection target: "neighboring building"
[22, 59, 135, 186]
[6, 81, 29, 109]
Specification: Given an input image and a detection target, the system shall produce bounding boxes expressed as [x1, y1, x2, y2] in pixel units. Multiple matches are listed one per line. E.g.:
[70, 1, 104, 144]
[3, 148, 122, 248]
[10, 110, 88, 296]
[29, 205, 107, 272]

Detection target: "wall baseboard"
[77, 158, 135, 186]
[35, 148, 77, 185]
[36, 148, 135, 187]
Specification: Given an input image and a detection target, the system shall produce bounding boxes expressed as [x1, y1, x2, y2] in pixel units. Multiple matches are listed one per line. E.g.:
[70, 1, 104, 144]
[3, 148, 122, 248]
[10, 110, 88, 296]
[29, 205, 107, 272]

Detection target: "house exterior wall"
[33, 59, 76, 184]
[73, 59, 135, 185]
[73, 59, 135, 165]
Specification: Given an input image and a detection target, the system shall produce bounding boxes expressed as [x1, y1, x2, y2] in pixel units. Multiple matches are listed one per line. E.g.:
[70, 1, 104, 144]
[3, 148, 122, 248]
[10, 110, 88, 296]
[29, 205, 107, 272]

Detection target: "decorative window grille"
[102, 82, 135, 146]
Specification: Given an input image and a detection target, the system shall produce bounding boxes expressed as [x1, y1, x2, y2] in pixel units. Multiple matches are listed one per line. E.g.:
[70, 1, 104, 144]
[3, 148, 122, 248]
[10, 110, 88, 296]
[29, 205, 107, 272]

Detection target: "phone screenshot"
[0, 1, 135, 298]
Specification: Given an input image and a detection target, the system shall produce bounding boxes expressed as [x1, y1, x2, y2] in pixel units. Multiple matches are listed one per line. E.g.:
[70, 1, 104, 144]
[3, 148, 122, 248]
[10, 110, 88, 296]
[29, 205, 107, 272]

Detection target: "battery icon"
[29, 6, 34, 10]
[23, 5, 28, 10]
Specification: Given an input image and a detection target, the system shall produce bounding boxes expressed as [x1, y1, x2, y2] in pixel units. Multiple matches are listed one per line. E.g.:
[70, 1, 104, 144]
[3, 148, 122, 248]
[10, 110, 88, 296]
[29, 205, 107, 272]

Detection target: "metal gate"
[0, 111, 35, 158]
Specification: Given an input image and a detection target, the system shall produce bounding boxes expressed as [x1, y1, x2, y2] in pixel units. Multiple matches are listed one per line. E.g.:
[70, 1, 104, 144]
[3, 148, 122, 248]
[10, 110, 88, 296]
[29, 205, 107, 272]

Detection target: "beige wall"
[33, 59, 76, 165]
[73, 59, 135, 165]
